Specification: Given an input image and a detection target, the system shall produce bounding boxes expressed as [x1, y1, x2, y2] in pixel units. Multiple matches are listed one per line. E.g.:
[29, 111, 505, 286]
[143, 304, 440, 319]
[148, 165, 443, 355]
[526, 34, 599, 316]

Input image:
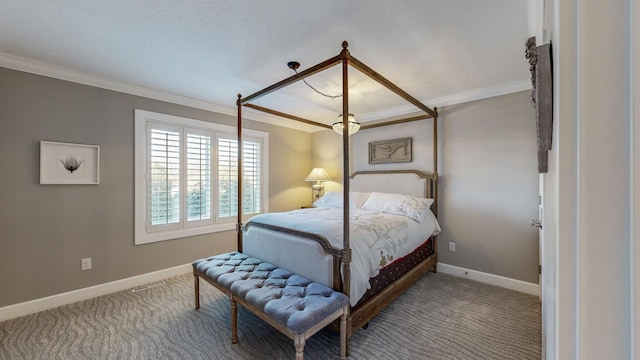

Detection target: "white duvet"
[246, 206, 441, 305]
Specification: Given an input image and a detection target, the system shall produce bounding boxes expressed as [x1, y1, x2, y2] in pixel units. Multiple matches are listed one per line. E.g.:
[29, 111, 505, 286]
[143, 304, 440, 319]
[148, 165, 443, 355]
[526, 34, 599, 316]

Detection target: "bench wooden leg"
[231, 296, 238, 344]
[294, 336, 305, 360]
[340, 306, 348, 359]
[194, 273, 200, 310]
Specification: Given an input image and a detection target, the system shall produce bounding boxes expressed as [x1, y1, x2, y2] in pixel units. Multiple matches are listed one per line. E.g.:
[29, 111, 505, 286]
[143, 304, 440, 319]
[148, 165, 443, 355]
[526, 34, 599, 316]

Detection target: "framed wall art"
[369, 137, 412, 164]
[40, 141, 100, 184]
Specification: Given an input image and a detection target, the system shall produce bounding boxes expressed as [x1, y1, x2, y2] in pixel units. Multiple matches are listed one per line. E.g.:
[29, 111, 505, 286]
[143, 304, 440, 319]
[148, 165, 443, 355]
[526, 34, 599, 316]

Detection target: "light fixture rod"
[288, 62, 342, 98]
[240, 55, 341, 105]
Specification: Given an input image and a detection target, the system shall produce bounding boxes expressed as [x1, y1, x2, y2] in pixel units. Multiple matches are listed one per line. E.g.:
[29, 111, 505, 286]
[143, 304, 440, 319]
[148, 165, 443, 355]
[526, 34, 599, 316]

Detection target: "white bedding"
[245, 206, 441, 306]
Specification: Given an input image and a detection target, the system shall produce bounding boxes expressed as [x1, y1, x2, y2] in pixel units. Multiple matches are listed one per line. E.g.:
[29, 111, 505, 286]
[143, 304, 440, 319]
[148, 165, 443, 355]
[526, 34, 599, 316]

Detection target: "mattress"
[243, 206, 440, 306]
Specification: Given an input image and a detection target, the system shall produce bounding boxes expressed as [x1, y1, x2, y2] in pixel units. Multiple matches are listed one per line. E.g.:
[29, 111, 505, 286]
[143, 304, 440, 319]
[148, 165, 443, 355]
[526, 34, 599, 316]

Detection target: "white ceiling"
[0, 1, 533, 131]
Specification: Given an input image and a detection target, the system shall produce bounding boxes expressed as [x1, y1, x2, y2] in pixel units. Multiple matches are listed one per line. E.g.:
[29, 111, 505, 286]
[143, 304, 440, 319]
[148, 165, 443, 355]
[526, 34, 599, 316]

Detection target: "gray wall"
[312, 91, 539, 283]
[0, 67, 311, 307]
[437, 92, 538, 283]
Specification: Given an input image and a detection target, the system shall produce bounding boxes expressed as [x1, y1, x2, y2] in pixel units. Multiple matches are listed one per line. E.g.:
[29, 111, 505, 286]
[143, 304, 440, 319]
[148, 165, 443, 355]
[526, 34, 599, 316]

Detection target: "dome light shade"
[332, 113, 360, 136]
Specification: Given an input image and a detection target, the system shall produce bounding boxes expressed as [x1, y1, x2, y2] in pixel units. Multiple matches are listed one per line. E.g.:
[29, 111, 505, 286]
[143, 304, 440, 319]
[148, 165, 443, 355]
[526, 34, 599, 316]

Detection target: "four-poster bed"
[235, 41, 440, 338]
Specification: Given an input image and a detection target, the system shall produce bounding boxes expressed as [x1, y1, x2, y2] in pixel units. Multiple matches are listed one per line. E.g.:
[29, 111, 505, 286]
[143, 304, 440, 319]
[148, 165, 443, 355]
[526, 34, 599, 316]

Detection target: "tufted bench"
[193, 252, 349, 360]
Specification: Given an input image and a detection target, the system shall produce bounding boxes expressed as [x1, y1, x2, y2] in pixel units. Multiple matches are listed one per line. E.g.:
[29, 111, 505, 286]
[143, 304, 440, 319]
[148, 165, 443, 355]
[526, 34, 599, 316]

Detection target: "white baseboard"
[0, 264, 192, 322]
[437, 262, 540, 296]
[0, 262, 540, 323]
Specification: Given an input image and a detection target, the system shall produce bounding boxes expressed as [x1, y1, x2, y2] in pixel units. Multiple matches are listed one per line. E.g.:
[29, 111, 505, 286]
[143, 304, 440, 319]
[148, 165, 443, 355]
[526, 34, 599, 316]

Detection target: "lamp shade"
[332, 113, 360, 136]
[304, 168, 331, 182]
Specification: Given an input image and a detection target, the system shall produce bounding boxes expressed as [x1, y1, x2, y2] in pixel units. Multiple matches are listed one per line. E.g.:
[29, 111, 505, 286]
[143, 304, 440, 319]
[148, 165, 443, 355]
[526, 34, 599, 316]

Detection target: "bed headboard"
[350, 170, 437, 199]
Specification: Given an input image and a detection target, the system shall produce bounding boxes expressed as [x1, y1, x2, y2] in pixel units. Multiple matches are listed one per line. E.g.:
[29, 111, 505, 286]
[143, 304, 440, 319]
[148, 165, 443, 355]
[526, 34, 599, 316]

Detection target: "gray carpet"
[0, 272, 540, 359]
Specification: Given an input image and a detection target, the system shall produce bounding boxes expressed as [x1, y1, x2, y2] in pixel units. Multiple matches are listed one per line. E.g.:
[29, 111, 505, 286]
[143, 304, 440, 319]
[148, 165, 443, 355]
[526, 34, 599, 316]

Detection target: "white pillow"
[361, 192, 434, 223]
[313, 192, 371, 209]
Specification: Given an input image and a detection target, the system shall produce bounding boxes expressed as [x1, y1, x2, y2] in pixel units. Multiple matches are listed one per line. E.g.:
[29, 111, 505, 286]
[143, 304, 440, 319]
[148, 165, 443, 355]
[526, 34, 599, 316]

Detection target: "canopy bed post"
[340, 41, 352, 302]
[432, 107, 439, 217]
[432, 107, 439, 272]
[237, 93, 244, 252]
[233, 41, 440, 339]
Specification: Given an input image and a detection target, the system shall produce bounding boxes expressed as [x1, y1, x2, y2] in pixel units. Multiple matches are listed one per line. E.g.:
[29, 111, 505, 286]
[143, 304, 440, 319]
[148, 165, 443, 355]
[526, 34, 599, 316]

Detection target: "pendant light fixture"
[332, 113, 360, 136]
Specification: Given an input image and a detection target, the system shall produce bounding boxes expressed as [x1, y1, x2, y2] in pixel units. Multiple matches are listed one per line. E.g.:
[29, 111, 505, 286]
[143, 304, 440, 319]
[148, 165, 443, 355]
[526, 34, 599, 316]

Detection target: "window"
[135, 110, 268, 245]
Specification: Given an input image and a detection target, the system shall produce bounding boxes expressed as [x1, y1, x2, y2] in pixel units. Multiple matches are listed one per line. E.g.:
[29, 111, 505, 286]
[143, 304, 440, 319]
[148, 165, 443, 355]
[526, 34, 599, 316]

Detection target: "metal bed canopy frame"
[235, 41, 438, 301]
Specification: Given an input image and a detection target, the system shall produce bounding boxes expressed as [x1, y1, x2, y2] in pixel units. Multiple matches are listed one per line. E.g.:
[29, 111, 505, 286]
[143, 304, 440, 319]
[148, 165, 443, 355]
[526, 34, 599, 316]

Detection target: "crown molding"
[0, 52, 320, 133]
[0, 52, 231, 115]
[0, 52, 530, 133]
[357, 80, 532, 123]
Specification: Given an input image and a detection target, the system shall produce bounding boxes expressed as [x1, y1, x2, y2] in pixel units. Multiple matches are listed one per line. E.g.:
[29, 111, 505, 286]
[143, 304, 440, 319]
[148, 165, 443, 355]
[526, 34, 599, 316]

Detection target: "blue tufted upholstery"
[193, 252, 349, 335]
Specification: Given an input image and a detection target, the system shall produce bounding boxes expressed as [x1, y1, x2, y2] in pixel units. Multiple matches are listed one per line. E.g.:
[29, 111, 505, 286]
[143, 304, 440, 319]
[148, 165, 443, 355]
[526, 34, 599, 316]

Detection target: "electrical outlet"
[448, 242, 456, 252]
[81, 258, 92, 271]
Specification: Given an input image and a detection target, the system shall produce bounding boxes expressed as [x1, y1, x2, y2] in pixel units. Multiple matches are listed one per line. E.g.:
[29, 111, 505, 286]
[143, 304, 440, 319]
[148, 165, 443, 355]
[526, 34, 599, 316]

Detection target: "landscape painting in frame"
[369, 137, 412, 164]
[40, 141, 100, 184]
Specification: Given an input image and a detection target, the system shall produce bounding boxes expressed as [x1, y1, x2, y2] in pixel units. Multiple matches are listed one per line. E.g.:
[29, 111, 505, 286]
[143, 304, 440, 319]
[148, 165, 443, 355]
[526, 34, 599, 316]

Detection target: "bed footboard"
[242, 221, 344, 291]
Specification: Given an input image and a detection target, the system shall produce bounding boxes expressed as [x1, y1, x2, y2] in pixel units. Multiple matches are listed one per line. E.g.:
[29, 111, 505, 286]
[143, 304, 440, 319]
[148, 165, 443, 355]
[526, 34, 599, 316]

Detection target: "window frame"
[134, 109, 269, 245]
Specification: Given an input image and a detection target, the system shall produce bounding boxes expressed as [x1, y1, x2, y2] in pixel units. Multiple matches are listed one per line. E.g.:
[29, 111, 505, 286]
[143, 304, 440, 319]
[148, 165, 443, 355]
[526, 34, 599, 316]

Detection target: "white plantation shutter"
[217, 134, 262, 219]
[186, 131, 212, 224]
[148, 125, 181, 228]
[146, 124, 214, 232]
[243, 140, 262, 214]
[135, 110, 267, 245]
[217, 136, 238, 219]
